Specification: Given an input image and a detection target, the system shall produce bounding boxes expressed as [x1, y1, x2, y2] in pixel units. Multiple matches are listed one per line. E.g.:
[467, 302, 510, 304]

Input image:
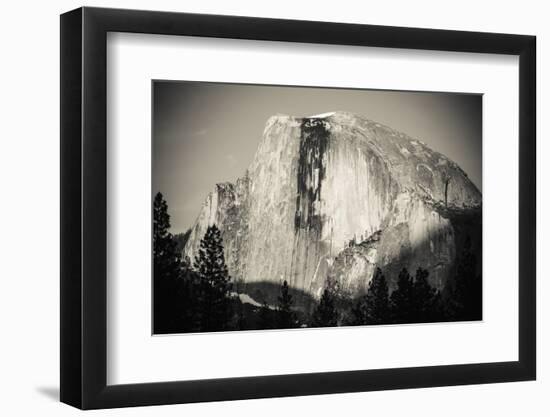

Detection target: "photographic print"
[152, 81, 482, 334]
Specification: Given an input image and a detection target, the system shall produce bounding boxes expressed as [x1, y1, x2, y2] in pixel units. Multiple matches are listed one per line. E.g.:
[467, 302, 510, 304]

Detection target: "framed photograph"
[60, 7, 536, 409]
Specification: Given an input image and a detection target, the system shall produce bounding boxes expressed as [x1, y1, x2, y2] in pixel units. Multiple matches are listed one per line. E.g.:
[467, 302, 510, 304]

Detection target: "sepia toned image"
[152, 81, 482, 334]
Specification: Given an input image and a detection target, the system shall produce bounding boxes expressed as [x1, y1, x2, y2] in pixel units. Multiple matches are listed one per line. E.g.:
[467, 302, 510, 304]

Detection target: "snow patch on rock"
[307, 111, 336, 118]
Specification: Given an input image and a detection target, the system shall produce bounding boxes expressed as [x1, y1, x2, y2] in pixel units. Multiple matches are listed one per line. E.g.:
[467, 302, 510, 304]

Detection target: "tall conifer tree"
[258, 301, 273, 330]
[390, 268, 416, 323]
[351, 268, 389, 325]
[413, 267, 437, 322]
[451, 237, 482, 320]
[277, 280, 295, 329]
[193, 224, 233, 331]
[311, 284, 338, 327]
[153, 192, 187, 333]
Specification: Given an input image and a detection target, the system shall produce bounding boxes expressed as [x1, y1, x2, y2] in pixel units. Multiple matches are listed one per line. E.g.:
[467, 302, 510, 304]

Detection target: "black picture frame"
[60, 6, 536, 410]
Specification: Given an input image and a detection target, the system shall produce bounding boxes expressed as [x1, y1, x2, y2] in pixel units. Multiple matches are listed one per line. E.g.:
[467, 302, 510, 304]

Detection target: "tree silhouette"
[388, 267, 443, 323]
[258, 301, 273, 329]
[311, 283, 338, 327]
[412, 267, 438, 322]
[153, 192, 189, 333]
[193, 224, 233, 332]
[351, 268, 390, 325]
[154, 189, 474, 333]
[390, 268, 415, 323]
[236, 302, 247, 330]
[451, 237, 482, 320]
[276, 280, 295, 328]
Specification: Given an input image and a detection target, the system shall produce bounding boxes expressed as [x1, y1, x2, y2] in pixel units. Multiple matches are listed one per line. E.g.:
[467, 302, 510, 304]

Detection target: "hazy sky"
[153, 81, 482, 233]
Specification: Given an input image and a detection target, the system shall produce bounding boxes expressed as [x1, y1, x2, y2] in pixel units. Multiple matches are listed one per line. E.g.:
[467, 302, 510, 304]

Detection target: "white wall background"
[0, 0, 545, 415]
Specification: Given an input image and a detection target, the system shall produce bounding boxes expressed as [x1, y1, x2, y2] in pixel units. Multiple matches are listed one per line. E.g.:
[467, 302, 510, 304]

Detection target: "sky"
[153, 81, 482, 233]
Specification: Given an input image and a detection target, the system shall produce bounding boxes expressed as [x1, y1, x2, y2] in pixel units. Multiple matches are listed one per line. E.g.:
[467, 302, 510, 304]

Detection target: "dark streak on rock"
[295, 119, 330, 234]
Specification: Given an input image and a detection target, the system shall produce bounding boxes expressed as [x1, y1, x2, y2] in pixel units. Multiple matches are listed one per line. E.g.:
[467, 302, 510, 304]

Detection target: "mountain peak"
[184, 112, 481, 300]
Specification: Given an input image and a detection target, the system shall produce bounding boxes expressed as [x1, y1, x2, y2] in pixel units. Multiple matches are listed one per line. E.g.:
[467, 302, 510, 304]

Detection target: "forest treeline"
[154, 192, 482, 334]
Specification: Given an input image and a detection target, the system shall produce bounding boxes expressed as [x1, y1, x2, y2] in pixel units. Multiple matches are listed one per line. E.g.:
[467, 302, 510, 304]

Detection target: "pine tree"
[389, 267, 441, 324]
[153, 192, 181, 280]
[351, 268, 390, 325]
[276, 280, 295, 329]
[390, 268, 415, 324]
[430, 290, 446, 322]
[451, 237, 482, 320]
[236, 302, 247, 330]
[153, 192, 187, 333]
[258, 301, 273, 330]
[367, 268, 390, 324]
[193, 224, 233, 332]
[413, 267, 437, 322]
[311, 284, 338, 327]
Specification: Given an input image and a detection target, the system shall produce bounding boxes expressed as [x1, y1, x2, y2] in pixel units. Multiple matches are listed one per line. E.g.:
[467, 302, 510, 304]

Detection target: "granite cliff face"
[183, 111, 481, 300]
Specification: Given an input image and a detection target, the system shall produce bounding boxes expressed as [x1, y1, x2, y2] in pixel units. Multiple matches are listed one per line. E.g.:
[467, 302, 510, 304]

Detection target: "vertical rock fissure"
[294, 118, 330, 234]
[289, 118, 330, 293]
